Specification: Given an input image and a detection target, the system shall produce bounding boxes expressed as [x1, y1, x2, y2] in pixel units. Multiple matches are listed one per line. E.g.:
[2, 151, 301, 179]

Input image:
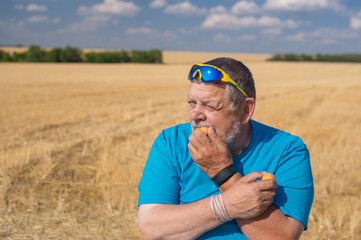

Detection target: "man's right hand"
[188, 126, 234, 178]
[222, 171, 277, 220]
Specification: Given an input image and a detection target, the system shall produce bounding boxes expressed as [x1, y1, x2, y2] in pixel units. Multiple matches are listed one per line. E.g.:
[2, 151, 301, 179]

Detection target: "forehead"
[188, 82, 230, 103]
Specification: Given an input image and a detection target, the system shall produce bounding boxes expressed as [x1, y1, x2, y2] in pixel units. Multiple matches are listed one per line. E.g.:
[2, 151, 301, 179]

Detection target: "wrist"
[219, 173, 242, 192]
[211, 165, 237, 187]
[208, 158, 233, 178]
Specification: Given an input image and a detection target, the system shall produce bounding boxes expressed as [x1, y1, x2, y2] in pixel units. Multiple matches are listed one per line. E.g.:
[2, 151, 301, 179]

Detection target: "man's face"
[188, 82, 242, 146]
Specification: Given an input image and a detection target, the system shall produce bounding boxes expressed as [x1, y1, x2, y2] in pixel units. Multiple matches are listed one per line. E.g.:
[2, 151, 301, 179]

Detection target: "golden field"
[0, 51, 360, 239]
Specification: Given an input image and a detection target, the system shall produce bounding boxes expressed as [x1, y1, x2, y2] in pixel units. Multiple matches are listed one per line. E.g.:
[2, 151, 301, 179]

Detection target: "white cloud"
[286, 32, 304, 41]
[263, 0, 345, 12]
[125, 27, 178, 40]
[350, 17, 361, 30]
[232, 1, 260, 14]
[213, 33, 233, 44]
[27, 15, 49, 23]
[0, 20, 40, 44]
[15, 4, 24, 10]
[59, 16, 110, 33]
[286, 28, 359, 43]
[210, 5, 227, 14]
[164, 2, 207, 16]
[78, 0, 140, 17]
[202, 14, 302, 29]
[53, 18, 61, 24]
[238, 34, 256, 41]
[163, 31, 178, 40]
[149, 0, 167, 8]
[350, 11, 361, 30]
[125, 27, 156, 35]
[179, 27, 192, 35]
[213, 33, 256, 44]
[26, 4, 47, 12]
[202, 14, 253, 29]
[262, 28, 282, 35]
[258, 16, 281, 27]
[0, 20, 25, 29]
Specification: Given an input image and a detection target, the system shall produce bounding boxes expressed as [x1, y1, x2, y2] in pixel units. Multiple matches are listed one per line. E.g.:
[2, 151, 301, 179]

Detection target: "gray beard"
[190, 120, 242, 147]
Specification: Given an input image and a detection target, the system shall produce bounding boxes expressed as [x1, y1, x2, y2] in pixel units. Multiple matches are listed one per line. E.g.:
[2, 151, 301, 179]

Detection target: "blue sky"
[1, 0, 361, 54]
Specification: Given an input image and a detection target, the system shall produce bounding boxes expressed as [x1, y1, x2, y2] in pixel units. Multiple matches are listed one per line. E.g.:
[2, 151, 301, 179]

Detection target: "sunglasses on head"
[188, 63, 248, 98]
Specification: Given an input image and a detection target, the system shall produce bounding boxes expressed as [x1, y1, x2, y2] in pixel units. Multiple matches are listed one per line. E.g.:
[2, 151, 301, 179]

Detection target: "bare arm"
[138, 171, 279, 240]
[138, 198, 218, 240]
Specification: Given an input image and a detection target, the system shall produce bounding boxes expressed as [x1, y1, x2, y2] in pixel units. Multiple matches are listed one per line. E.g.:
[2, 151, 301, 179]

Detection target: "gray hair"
[190, 57, 256, 111]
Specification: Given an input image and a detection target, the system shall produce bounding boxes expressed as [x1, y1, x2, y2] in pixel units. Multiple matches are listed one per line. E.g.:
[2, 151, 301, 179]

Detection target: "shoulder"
[152, 123, 192, 153]
[157, 123, 192, 143]
[251, 120, 306, 149]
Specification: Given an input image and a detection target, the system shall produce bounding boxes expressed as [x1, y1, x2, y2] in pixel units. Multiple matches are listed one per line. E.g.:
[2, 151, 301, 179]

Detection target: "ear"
[240, 98, 255, 124]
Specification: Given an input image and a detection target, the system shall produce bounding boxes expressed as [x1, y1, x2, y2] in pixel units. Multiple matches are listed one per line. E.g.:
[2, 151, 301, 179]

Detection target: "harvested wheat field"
[0, 51, 360, 239]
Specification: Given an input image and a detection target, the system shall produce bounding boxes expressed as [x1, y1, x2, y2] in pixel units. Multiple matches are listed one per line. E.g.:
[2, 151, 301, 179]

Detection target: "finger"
[208, 127, 233, 157]
[187, 142, 196, 155]
[262, 188, 276, 198]
[194, 128, 212, 145]
[240, 171, 267, 183]
[188, 133, 203, 151]
[257, 179, 278, 191]
[208, 127, 225, 145]
[263, 193, 276, 206]
[262, 199, 274, 207]
[190, 130, 212, 150]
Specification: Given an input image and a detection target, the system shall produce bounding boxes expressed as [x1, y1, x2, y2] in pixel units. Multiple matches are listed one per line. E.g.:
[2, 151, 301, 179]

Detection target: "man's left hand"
[188, 127, 233, 178]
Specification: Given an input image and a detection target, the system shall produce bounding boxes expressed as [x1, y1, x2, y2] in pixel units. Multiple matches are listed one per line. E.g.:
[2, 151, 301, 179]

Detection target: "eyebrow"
[187, 94, 220, 107]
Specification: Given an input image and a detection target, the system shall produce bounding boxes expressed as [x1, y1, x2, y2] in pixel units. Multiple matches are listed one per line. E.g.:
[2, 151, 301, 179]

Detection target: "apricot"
[262, 173, 275, 181]
[199, 127, 208, 135]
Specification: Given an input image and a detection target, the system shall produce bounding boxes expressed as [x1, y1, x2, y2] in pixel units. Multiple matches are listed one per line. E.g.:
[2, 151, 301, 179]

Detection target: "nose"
[190, 106, 206, 121]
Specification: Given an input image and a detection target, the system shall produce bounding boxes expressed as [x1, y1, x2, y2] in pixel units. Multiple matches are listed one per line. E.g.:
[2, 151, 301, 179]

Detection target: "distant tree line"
[268, 53, 361, 63]
[0, 45, 163, 63]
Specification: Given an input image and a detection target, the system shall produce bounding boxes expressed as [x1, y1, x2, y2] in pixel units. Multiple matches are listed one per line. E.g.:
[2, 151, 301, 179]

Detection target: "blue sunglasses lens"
[188, 65, 199, 80]
[188, 65, 223, 83]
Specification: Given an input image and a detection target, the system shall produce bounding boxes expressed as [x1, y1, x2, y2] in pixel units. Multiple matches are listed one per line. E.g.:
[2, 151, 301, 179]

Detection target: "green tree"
[0, 50, 12, 62]
[300, 54, 313, 61]
[120, 50, 131, 62]
[283, 54, 300, 61]
[59, 46, 83, 62]
[148, 49, 163, 63]
[131, 50, 150, 63]
[12, 52, 27, 62]
[25, 45, 46, 62]
[45, 48, 62, 62]
[268, 54, 283, 61]
[84, 52, 97, 63]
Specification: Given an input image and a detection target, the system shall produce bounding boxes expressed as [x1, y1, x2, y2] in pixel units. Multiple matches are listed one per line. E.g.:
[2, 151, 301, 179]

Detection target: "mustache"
[190, 121, 215, 130]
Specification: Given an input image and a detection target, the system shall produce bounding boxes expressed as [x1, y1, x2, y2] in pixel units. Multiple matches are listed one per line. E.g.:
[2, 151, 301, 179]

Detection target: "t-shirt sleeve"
[138, 131, 180, 205]
[273, 136, 314, 230]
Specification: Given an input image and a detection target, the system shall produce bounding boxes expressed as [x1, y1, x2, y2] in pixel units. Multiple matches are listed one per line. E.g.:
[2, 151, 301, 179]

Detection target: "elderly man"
[138, 57, 314, 239]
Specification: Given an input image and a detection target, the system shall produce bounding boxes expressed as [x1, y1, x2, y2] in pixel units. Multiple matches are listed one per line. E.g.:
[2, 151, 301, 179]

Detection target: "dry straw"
[0, 52, 360, 239]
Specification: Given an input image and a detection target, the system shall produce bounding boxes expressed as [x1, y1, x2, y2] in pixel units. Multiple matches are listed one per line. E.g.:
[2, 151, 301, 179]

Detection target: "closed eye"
[205, 104, 217, 111]
[187, 100, 196, 108]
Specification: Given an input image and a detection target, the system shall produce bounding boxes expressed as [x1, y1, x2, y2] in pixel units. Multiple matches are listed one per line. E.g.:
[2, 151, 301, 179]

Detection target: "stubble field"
[0, 51, 360, 239]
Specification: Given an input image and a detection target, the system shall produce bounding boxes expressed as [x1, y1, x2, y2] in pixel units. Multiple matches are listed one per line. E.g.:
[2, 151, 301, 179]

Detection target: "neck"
[230, 121, 251, 157]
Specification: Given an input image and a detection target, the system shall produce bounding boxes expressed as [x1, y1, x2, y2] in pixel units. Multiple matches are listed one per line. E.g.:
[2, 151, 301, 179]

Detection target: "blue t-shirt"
[138, 120, 314, 239]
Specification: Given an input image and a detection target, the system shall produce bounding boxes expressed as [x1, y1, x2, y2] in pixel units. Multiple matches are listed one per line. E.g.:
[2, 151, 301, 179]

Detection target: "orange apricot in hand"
[262, 173, 275, 181]
[199, 127, 208, 135]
